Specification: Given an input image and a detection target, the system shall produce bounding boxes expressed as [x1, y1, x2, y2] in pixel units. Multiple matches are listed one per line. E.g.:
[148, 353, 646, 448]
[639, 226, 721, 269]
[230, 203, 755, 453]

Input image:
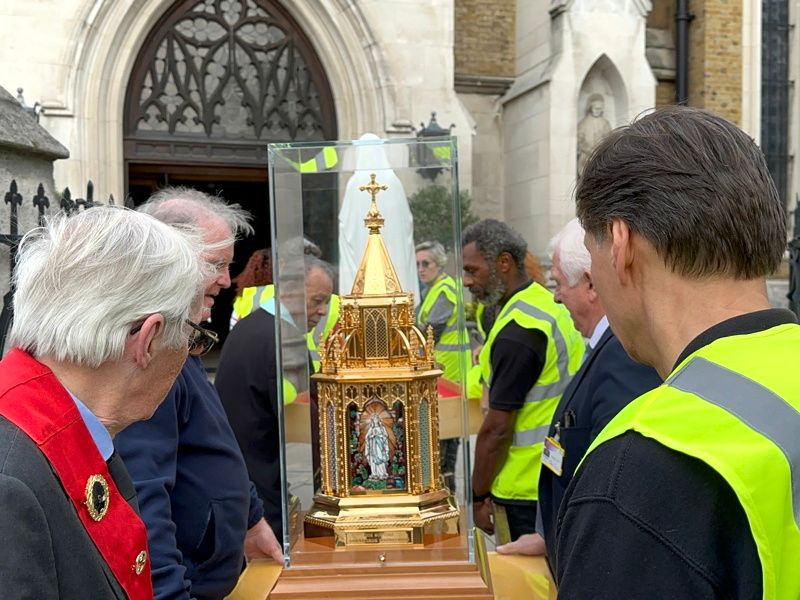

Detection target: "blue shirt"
[260, 296, 297, 326]
[69, 391, 114, 461]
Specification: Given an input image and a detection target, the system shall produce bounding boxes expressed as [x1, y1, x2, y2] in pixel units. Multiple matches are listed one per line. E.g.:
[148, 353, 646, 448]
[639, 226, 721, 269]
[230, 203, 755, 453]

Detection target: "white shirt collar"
[588, 315, 610, 349]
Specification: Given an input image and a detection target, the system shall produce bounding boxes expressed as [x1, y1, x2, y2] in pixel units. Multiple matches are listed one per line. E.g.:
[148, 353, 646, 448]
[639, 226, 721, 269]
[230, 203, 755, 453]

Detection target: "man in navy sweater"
[116, 188, 282, 600]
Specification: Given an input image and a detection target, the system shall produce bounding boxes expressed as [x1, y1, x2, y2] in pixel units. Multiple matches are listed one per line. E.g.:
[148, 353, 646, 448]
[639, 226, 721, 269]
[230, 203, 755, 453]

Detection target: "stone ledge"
[454, 74, 515, 96]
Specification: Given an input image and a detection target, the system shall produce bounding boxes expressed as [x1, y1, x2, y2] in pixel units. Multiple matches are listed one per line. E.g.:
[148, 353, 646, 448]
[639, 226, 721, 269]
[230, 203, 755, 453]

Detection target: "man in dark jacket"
[0, 207, 205, 600]
[215, 256, 334, 538]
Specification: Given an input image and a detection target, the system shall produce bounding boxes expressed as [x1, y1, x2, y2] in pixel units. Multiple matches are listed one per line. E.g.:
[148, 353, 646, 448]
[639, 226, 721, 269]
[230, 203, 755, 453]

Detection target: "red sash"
[0, 349, 153, 600]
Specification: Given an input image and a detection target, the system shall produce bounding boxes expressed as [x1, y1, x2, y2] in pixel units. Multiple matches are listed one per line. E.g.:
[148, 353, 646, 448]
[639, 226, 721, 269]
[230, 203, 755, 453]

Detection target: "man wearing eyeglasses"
[0, 206, 206, 600]
[116, 188, 283, 600]
[215, 254, 334, 543]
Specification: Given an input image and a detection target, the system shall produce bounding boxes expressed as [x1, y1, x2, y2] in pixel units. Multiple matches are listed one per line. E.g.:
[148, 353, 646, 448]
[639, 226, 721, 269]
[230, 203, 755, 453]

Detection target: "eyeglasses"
[130, 317, 219, 356]
[186, 319, 219, 356]
[416, 260, 432, 268]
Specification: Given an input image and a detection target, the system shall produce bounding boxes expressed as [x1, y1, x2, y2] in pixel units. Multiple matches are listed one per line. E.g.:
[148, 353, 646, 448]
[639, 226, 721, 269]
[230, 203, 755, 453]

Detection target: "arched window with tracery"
[124, 0, 337, 166]
[124, 0, 337, 343]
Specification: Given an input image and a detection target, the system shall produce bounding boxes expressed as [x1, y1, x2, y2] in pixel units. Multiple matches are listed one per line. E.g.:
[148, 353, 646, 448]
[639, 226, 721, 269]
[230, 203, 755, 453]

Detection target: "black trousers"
[494, 500, 538, 542]
[439, 438, 460, 492]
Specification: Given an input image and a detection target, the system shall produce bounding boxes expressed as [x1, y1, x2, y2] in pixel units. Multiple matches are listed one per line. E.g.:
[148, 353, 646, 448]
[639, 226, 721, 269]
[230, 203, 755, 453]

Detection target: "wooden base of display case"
[269, 518, 492, 599]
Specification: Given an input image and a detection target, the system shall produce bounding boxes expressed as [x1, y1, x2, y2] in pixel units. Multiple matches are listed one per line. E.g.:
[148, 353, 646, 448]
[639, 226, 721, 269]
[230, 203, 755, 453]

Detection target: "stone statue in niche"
[577, 93, 612, 176]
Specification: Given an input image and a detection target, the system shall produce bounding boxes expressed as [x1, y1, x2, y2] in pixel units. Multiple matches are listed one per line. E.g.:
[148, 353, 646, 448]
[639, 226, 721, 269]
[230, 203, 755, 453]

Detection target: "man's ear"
[609, 219, 634, 285]
[128, 314, 166, 369]
[585, 271, 599, 302]
[496, 251, 513, 274]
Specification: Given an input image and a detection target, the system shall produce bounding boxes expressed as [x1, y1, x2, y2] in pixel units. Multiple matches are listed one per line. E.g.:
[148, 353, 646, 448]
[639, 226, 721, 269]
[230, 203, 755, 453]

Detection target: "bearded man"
[462, 220, 584, 542]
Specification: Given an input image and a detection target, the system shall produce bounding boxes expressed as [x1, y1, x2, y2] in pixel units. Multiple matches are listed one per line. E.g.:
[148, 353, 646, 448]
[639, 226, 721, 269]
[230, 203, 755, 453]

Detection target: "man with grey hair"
[463, 219, 585, 542]
[216, 255, 335, 539]
[116, 187, 282, 600]
[0, 206, 206, 600]
[555, 106, 800, 597]
[496, 218, 659, 567]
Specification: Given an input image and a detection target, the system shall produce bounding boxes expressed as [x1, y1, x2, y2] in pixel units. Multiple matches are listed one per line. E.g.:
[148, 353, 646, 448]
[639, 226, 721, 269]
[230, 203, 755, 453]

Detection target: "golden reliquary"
[303, 174, 460, 548]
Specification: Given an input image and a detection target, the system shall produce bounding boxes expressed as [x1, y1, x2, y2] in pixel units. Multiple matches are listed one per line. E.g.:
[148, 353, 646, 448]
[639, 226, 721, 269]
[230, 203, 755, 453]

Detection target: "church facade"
[0, 0, 768, 258]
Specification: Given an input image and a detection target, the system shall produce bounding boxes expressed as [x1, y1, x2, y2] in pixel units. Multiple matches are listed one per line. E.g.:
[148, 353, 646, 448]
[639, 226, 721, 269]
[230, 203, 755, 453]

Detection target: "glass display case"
[266, 136, 483, 580]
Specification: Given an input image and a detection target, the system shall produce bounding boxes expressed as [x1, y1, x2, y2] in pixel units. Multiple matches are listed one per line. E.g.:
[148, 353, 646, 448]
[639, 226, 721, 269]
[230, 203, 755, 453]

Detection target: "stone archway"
[61, 0, 392, 199]
[124, 0, 337, 169]
[121, 0, 342, 341]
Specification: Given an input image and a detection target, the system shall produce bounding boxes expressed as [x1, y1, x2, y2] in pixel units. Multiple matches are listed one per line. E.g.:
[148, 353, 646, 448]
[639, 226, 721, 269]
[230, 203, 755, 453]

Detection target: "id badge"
[541, 436, 565, 476]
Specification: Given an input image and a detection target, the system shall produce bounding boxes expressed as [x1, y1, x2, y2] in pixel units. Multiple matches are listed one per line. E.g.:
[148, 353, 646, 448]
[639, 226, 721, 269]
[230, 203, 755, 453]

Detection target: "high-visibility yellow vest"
[232, 285, 274, 325]
[282, 379, 298, 405]
[480, 282, 585, 501]
[475, 303, 487, 340]
[465, 303, 488, 400]
[583, 323, 800, 600]
[290, 147, 338, 173]
[417, 274, 470, 383]
[233, 284, 340, 372]
[466, 364, 483, 401]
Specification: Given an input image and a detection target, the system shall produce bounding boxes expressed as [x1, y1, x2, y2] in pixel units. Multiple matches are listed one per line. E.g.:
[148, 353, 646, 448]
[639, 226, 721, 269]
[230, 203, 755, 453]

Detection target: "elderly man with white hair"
[497, 218, 660, 567]
[0, 206, 206, 600]
[116, 188, 282, 600]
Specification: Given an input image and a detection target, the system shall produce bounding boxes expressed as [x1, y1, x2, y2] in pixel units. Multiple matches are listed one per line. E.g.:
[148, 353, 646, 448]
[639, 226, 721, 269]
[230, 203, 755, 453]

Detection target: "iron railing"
[0, 179, 124, 352]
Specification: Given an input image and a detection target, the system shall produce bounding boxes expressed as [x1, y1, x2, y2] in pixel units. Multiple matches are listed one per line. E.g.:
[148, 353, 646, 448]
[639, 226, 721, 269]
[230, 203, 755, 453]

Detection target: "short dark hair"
[576, 106, 786, 279]
[462, 219, 527, 271]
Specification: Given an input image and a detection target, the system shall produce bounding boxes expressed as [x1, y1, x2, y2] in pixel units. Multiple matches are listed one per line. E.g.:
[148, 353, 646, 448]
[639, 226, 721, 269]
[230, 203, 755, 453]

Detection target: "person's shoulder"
[567, 431, 747, 533]
[495, 317, 547, 348]
[592, 332, 660, 382]
[0, 417, 37, 466]
[228, 308, 274, 342]
[564, 433, 760, 597]
[0, 417, 61, 485]
[222, 310, 275, 361]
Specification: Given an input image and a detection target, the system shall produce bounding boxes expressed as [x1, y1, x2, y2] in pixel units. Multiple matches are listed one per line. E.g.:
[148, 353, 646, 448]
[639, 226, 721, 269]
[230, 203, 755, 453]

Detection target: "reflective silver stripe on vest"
[442, 323, 461, 334]
[667, 356, 800, 529]
[309, 348, 321, 362]
[488, 299, 573, 398]
[252, 286, 270, 315]
[512, 424, 551, 447]
[525, 376, 572, 404]
[435, 342, 471, 352]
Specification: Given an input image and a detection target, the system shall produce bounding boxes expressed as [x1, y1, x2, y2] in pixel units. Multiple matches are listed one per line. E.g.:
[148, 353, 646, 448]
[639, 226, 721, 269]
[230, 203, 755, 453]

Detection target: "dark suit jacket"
[0, 417, 135, 599]
[215, 309, 286, 540]
[215, 308, 316, 542]
[538, 326, 662, 566]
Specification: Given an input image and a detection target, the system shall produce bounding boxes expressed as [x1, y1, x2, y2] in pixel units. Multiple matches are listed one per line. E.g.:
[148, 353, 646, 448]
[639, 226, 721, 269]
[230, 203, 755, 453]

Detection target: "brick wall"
[656, 81, 677, 107]
[689, 0, 743, 124]
[454, 0, 515, 77]
[648, 0, 676, 29]
[646, 0, 743, 121]
[648, 0, 676, 107]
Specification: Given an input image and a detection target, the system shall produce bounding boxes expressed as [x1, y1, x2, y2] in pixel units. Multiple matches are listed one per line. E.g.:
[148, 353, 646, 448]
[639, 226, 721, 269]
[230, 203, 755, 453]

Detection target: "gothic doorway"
[124, 0, 337, 341]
